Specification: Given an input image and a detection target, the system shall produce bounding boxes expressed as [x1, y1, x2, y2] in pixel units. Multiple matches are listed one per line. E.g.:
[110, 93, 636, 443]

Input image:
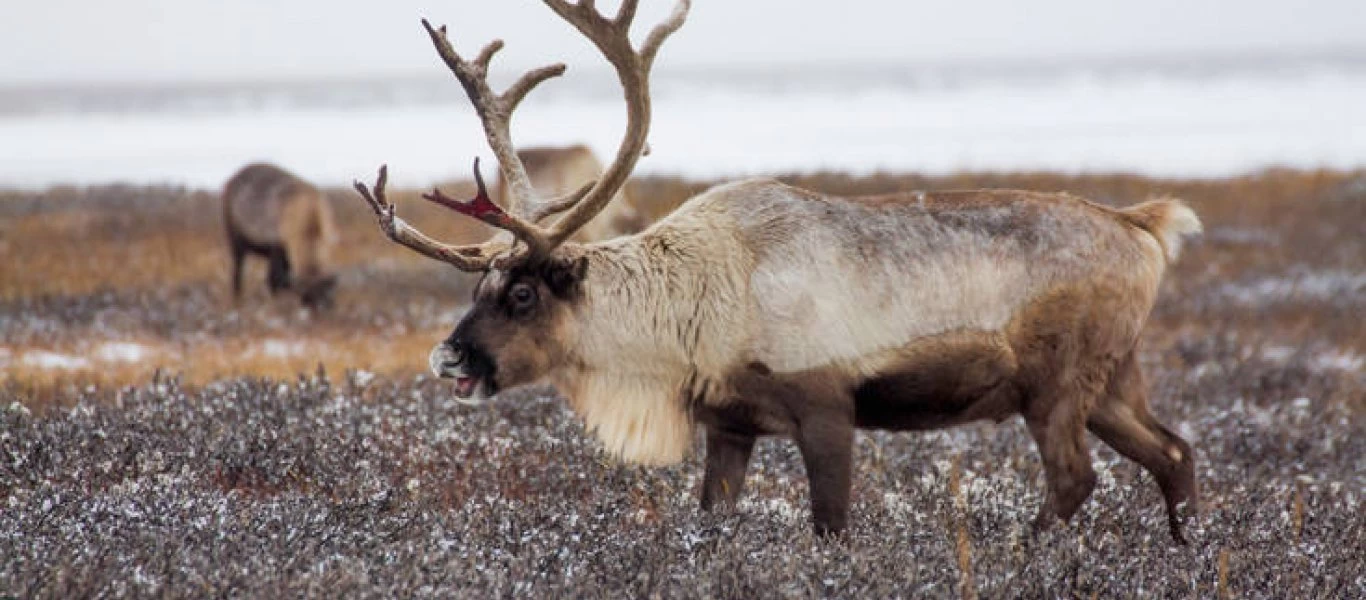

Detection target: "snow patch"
[1260, 346, 1365, 373]
[96, 341, 151, 363]
[7, 341, 161, 370]
[1203, 226, 1278, 246]
[1260, 345, 1296, 362]
[1213, 270, 1366, 307]
[350, 369, 376, 388]
[258, 339, 307, 358]
[738, 496, 803, 523]
[21, 351, 91, 370]
[1310, 350, 1364, 373]
[882, 492, 921, 518]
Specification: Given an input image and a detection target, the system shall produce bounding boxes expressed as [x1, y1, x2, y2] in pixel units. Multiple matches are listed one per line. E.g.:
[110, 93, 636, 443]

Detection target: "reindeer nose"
[428, 342, 466, 378]
[444, 343, 467, 370]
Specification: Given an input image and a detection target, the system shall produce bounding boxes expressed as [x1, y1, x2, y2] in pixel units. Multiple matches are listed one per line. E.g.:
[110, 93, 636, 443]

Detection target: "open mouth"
[453, 375, 480, 399]
[430, 343, 493, 405]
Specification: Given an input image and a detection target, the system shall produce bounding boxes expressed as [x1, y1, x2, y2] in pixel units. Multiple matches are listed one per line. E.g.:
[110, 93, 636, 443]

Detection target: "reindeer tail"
[1119, 197, 1203, 262]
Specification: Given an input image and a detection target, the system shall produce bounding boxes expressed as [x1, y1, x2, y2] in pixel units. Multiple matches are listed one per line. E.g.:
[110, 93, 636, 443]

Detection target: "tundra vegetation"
[0, 168, 1362, 597]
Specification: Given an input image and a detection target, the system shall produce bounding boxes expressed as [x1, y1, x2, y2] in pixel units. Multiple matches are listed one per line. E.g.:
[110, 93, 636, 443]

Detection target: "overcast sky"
[2, 0, 1363, 86]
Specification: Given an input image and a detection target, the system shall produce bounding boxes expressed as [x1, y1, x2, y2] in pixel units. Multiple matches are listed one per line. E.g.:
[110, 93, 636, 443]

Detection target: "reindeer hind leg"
[1087, 350, 1197, 543]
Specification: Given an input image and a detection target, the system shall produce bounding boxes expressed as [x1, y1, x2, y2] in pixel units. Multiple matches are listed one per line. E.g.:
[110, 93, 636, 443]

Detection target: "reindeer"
[223, 163, 339, 309]
[354, 0, 1201, 542]
[495, 144, 645, 241]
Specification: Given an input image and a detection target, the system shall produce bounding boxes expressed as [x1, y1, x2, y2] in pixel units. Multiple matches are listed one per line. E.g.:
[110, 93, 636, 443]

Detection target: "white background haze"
[0, 1, 1363, 187]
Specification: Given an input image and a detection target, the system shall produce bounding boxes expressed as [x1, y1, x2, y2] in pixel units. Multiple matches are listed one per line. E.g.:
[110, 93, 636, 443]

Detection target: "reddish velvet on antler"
[421, 158, 514, 229]
[352, 164, 509, 271]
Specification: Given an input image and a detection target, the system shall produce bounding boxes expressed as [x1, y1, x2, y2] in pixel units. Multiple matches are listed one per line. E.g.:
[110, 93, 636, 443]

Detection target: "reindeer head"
[298, 273, 338, 311]
[428, 251, 589, 401]
[355, 0, 689, 402]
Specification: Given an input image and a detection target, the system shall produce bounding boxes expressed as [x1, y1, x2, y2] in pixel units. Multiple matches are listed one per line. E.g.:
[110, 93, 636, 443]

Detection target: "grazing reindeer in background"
[223, 163, 339, 309]
[496, 145, 645, 241]
[354, 0, 1202, 542]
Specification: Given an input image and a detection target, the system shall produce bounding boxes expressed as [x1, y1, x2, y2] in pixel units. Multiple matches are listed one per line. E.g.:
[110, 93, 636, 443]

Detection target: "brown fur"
[493, 145, 644, 242]
[693, 274, 1193, 540]
[222, 163, 338, 308]
[434, 182, 1202, 542]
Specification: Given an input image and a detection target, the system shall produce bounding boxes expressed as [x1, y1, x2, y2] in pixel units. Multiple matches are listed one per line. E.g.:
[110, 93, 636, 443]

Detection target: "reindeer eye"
[508, 283, 537, 312]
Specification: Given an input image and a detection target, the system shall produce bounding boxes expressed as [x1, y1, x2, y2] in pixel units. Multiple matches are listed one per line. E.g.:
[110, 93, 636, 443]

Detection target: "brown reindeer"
[354, 0, 1201, 542]
[495, 145, 645, 241]
[223, 163, 338, 309]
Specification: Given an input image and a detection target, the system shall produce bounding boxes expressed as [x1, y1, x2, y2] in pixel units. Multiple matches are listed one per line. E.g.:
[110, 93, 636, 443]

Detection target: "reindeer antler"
[419, 19, 567, 220]
[354, 0, 690, 271]
[535, 0, 690, 249]
[352, 164, 507, 270]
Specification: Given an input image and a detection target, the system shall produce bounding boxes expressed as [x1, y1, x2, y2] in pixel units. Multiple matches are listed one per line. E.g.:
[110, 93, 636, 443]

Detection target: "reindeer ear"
[543, 256, 589, 298]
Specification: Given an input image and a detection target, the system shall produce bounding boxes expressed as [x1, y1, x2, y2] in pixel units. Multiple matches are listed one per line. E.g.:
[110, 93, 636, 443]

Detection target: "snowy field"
[2, 60, 1365, 189]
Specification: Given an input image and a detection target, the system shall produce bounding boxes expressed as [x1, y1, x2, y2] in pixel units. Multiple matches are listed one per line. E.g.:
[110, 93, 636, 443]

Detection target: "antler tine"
[420, 158, 552, 256]
[536, 0, 691, 248]
[353, 163, 391, 218]
[614, 0, 639, 26]
[420, 18, 566, 218]
[638, 0, 690, 68]
[529, 180, 596, 223]
[473, 39, 503, 70]
[503, 64, 570, 113]
[352, 165, 505, 271]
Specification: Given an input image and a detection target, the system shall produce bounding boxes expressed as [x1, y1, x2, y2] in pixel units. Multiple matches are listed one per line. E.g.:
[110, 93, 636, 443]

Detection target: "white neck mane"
[553, 224, 754, 465]
[556, 369, 695, 466]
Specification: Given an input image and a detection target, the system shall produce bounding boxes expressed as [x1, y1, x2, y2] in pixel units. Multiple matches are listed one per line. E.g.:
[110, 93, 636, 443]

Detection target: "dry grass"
[0, 183, 492, 300]
[1, 169, 1363, 597]
[4, 168, 1363, 403]
[0, 179, 505, 400]
[5, 331, 440, 409]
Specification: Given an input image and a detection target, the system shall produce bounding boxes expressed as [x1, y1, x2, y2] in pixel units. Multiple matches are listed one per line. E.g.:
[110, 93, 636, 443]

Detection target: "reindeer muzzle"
[429, 342, 487, 404]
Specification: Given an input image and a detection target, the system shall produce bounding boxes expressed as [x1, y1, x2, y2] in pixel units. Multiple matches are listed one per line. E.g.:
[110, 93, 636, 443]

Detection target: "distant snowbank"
[1, 67, 1364, 189]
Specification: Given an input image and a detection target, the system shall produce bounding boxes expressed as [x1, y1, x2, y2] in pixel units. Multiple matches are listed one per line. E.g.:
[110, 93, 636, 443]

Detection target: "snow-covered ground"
[2, 62, 1363, 189]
